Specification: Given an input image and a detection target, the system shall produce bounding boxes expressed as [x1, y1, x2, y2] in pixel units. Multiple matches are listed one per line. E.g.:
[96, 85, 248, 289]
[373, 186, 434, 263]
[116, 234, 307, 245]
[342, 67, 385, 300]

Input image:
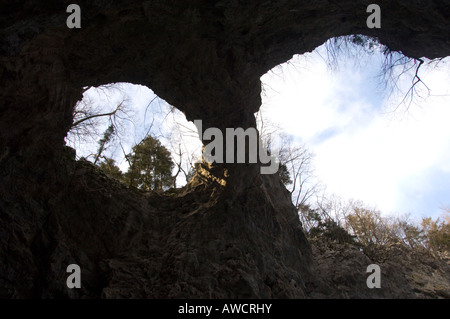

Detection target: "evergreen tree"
[94, 124, 115, 165]
[98, 157, 123, 181]
[125, 135, 174, 191]
[277, 162, 292, 186]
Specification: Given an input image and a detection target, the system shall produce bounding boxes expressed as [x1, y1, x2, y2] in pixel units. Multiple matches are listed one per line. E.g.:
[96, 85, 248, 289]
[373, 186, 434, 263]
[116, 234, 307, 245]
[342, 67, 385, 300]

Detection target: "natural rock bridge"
[1, 0, 449, 298]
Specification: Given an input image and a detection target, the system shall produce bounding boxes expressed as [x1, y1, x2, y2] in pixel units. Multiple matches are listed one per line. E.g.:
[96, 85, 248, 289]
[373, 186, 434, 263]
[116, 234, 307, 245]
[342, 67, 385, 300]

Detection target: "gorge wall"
[1, 0, 450, 298]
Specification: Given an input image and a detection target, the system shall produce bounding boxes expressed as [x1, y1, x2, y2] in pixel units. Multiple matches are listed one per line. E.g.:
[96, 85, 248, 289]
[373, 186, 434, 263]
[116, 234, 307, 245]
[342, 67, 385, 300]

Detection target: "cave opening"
[64, 34, 450, 219]
[258, 35, 450, 226]
[65, 82, 202, 191]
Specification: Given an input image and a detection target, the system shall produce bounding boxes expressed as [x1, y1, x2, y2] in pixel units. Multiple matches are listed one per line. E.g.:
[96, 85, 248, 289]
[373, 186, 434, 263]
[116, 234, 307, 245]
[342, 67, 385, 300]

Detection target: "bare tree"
[71, 101, 126, 129]
[168, 122, 201, 187]
[278, 136, 321, 210]
[313, 194, 358, 228]
[67, 98, 133, 162]
[66, 83, 134, 148]
[255, 107, 321, 211]
[149, 103, 203, 188]
[323, 35, 436, 112]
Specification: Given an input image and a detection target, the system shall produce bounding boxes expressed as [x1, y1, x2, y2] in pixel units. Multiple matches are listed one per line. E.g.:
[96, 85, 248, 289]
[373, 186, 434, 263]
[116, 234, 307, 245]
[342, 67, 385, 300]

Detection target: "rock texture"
[1, 150, 322, 298]
[1, 0, 450, 298]
[311, 240, 450, 298]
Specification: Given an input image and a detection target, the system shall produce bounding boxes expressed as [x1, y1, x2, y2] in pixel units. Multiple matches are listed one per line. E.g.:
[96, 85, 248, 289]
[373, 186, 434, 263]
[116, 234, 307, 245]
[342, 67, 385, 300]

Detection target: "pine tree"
[98, 157, 123, 181]
[94, 124, 115, 165]
[277, 162, 292, 186]
[125, 135, 174, 191]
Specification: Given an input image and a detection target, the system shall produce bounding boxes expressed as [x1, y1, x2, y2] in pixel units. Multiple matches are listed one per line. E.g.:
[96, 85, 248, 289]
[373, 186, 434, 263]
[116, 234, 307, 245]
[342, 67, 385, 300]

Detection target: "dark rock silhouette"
[1, 1, 449, 298]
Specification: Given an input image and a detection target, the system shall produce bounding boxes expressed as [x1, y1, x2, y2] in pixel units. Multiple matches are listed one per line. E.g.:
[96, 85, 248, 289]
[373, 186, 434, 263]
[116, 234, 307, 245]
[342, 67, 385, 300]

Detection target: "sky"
[260, 41, 450, 221]
[67, 39, 450, 221]
[67, 82, 203, 186]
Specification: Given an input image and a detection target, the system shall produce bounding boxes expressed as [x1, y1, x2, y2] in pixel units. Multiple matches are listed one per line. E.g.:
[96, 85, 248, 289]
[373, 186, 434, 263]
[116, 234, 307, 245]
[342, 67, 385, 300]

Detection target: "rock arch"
[1, 1, 449, 298]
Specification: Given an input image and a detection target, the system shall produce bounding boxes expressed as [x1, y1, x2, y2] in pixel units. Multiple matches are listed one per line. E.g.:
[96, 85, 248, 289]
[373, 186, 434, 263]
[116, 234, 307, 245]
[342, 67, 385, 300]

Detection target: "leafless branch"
[71, 101, 123, 128]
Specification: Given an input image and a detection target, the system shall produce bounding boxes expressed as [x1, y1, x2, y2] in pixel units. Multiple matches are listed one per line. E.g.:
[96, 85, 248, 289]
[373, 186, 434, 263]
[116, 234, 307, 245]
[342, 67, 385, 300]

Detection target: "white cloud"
[261, 46, 450, 218]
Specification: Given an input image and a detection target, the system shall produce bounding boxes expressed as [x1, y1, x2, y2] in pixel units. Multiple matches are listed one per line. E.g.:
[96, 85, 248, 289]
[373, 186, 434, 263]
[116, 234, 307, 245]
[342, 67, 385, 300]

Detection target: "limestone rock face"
[311, 240, 450, 298]
[1, 1, 450, 298]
